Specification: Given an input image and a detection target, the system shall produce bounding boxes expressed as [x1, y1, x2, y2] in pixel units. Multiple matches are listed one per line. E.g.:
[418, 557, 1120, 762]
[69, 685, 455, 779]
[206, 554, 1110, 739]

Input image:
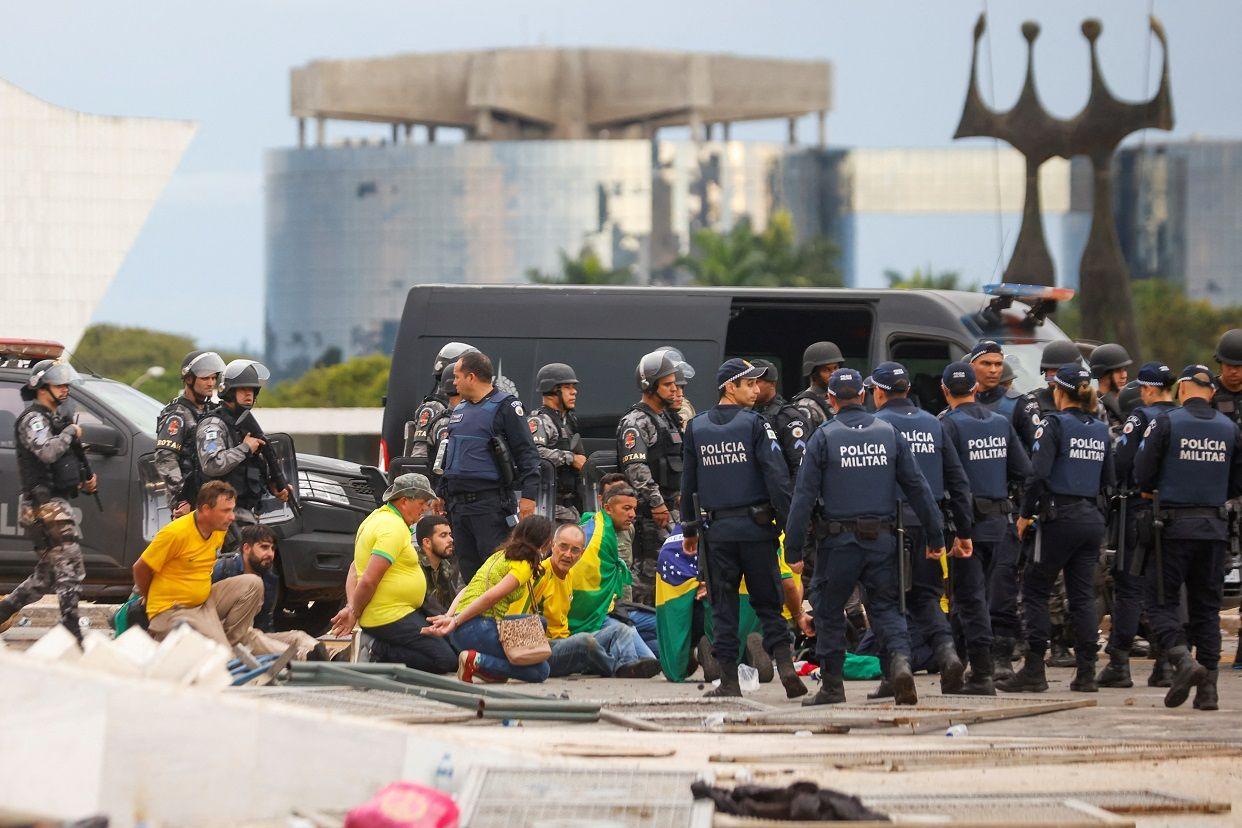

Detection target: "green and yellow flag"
[568, 510, 632, 635]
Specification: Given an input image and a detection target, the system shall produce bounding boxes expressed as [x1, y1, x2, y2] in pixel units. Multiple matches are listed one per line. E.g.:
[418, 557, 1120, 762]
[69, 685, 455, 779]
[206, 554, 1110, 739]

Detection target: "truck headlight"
[297, 471, 350, 507]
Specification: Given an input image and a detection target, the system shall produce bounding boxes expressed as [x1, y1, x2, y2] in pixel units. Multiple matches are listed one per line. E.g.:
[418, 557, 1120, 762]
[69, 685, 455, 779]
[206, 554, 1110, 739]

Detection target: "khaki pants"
[258, 629, 320, 659]
[148, 574, 283, 655]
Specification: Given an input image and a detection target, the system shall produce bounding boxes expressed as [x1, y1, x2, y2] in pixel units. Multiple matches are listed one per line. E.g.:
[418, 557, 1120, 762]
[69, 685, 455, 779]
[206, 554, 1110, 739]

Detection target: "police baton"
[1152, 490, 1165, 604]
[1111, 490, 1128, 576]
[894, 508, 908, 615]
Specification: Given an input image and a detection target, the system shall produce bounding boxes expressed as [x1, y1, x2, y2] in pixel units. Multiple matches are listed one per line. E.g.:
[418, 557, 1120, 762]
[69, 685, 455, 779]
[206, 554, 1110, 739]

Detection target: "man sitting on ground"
[212, 524, 324, 659]
[415, 514, 461, 615]
[534, 522, 614, 677]
[329, 473, 457, 674]
[134, 481, 285, 654]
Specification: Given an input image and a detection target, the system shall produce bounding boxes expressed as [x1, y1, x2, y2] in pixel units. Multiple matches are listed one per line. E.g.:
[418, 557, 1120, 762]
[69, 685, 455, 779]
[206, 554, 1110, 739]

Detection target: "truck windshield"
[77, 377, 163, 437]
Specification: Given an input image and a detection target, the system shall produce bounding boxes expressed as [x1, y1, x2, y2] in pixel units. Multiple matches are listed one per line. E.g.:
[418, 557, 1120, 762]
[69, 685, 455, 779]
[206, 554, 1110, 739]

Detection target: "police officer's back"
[438, 350, 540, 582]
[681, 359, 806, 699]
[403, 342, 477, 472]
[1133, 364, 1242, 711]
[792, 341, 843, 430]
[786, 368, 947, 707]
[154, 350, 225, 517]
[528, 363, 587, 522]
[751, 358, 809, 473]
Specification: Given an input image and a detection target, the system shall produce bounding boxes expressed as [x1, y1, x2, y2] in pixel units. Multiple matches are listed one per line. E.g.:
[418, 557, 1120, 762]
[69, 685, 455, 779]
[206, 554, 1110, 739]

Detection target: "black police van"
[0, 341, 385, 632]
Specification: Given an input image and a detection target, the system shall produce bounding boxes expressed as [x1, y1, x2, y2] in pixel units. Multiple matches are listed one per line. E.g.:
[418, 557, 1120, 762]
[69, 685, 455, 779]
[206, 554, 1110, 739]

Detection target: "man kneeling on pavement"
[134, 480, 312, 657]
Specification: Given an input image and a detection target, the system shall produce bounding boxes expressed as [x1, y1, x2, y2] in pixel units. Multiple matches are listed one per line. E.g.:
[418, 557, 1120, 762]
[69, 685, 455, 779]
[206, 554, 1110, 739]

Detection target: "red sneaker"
[457, 649, 481, 684]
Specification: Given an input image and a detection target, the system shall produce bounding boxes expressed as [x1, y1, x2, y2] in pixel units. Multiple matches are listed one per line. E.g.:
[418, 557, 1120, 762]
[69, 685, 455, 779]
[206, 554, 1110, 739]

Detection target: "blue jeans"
[449, 616, 551, 683]
[628, 608, 660, 658]
[596, 617, 655, 669]
[548, 633, 614, 677]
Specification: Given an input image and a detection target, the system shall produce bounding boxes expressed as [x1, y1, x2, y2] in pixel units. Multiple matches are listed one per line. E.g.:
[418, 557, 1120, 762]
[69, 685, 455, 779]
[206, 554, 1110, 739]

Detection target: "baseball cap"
[968, 340, 1004, 363]
[1176, 364, 1215, 388]
[383, 472, 436, 502]
[749, 358, 779, 383]
[1052, 363, 1092, 391]
[1135, 361, 1174, 387]
[941, 361, 977, 396]
[827, 368, 865, 398]
[716, 358, 766, 389]
[865, 361, 911, 392]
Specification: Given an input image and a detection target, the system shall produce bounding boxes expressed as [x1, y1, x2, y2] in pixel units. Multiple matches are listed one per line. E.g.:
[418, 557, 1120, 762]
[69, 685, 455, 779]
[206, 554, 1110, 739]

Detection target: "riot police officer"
[1097, 362, 1177, 689]
[940, 361, 1034, 693]
[751, 358, 809, 473]
[155, 350, 225, 518]
[870, 362, 974, 695]
[1015, 340, 1082, 451]
[438, 350, 541, 582]
[786, 369, 947, 706]
[1134, 364, 1242, 710]
[425, 361, 463, 489]
[0, 361, 97, 641]
[1001, 364, 1115, 694]
[1090, 343, 1133, 435]
[969, 341, 1022, 418]
[793, 341, 844, 430]
[618, 349, 690, 604]
[681, 358, 806, 699]
[1211, 329, 1242, 669]
[403, 342, 478, 472]
[197, 360, 291, 536]
[657, 346, 698, 425]
[528, 363, 587, 522]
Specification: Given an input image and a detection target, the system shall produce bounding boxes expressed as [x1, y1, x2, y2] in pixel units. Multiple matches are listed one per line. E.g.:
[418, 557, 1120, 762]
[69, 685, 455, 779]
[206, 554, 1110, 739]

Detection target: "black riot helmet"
[999, 357, 1017, 386]
[1215, 328, 1242, 366]
[536, 363, 579, 394]
[22, 360, 81, 402]
[1088, 343, 1133, 378]
[219, 359, 270, 404]
[1117, 380, 1142, 419]
[439, 360, 460, 398]
[801, 341, 844, 378]
[180, 350, 226, 381]
[433, 342, 478, 379]
[1039, 340, 1081, 372]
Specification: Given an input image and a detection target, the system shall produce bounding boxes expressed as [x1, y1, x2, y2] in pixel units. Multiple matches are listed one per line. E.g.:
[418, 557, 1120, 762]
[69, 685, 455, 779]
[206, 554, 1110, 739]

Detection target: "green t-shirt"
[456, 549, 535, 621]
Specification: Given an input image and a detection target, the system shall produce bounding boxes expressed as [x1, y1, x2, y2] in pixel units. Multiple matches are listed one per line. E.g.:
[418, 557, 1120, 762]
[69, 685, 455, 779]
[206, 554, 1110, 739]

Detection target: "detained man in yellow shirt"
[133, 481, 281, 654]
[329, 473, 457, 674]
[533, 523, 612, 677]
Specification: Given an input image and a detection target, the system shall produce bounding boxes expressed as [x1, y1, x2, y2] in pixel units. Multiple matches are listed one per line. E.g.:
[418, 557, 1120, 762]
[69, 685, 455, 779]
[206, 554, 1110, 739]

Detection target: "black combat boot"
[1070, 655, 1098, 692]
[803, 672, 846, 706]
[1095, 648, 1133, 688]
[1164, 645, 1207, 708]
[867, 677, 894, 699]
[774, 644, 807, 699]
[889, 653, 918, 705]
[935, 641, 965, 694]
[1193, 670, 1219, 711]
[996, 653, 1048, 693]
[1047, 639, 1076, 668]
[698, 635, 720, 682]
[746, 633, 774, 684]
[705, 662, 742, 698]
[1148, 646, 1173, 687]
[991, 637, 1015, 682]
[957, 648, 996, 696]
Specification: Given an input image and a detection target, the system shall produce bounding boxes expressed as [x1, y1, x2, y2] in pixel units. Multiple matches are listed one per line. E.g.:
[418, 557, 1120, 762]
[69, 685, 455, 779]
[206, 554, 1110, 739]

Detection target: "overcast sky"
[3, 0, 1239, 352]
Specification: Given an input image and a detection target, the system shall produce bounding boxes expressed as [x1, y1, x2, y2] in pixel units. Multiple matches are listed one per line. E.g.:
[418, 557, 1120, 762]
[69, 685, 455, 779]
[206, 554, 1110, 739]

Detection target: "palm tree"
[526, 247, 635, 285]
[679, 211, 843, 288]
[884, 266, 975, 291]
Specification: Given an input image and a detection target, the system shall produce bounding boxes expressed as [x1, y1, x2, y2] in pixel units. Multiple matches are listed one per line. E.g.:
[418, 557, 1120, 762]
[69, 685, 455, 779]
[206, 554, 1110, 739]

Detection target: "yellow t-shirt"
[456, 549, 534, 621]
[353, 503, 427, 628]
[140, 512, 226, 618]
[533, 566, 574, 640]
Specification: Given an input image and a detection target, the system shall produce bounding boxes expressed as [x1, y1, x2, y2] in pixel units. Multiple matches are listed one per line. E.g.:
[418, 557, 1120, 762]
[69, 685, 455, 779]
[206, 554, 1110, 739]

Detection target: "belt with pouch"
[973, 496, 1013, 517]
[1160, 505, 1228, 521]
[706, 502, 775, 528]
[818, 516, 895, 541]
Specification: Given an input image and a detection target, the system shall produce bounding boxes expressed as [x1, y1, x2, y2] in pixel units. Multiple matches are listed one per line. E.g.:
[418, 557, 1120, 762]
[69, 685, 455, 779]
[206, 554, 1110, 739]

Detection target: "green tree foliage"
[263, 354, 391, 408]
[679, 211, 843, 288]
[526, 247, 636, 285]
[73, 324, 207, 403]
[1056, 279, 1240, 367]
[884, 267, 977, 291]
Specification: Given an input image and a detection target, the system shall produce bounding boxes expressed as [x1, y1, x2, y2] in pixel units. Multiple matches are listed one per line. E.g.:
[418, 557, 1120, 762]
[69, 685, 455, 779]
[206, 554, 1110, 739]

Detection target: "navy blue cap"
[827, 367, 865, 398]
[1177, 363, 1215, 388]
[749, 358, 779, 382]
[865, 361, 910, 392]
[1135, 361, 1174, 387]
[716, 358, 766, 389]
[941, 361, 977, 396]
[968, 340, 1004, 363]
[1052, 363, 1092, 391]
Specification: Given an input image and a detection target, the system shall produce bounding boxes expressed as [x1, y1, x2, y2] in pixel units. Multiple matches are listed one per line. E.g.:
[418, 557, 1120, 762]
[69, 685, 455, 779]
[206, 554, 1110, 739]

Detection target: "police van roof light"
[0, 339, 66, 362]
[976, 283, 1075, 329]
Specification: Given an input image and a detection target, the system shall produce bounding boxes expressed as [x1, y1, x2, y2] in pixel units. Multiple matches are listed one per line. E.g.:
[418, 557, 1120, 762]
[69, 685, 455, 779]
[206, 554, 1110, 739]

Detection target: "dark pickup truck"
[0, 345, 384, 633]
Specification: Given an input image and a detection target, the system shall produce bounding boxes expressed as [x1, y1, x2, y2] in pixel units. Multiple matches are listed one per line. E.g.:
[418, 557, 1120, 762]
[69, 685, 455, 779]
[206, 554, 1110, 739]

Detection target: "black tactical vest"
[15, 405, 82, 502]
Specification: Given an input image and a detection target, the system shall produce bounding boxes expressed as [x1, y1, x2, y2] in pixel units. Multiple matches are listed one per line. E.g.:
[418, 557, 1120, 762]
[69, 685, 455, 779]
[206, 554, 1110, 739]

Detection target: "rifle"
[234, 408, 301, 517]
[60, 413, 102, 512]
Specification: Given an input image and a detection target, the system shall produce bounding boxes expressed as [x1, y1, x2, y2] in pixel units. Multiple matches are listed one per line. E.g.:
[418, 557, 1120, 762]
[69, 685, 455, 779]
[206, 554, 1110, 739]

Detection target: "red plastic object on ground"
[344, 782, 459, 828]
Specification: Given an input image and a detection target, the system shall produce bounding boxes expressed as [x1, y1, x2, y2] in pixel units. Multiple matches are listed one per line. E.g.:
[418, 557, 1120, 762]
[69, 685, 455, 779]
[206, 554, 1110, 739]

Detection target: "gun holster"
[489, 436, 517, 486]
[749, 503, 776, 528]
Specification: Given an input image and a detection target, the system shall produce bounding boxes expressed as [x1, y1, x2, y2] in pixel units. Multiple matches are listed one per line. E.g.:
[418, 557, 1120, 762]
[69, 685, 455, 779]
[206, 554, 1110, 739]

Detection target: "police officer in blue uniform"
[869, 362, 974, 696]
[681, 359, 807, 699]
[751, 359, 809, 474]
[940, 362, 1033, 694]
[1134, 364, 1242, 710]
[438, 350, 541, 582]
[1096, 362, 1177, 689]
[969, 341, 1022, 419]
[1001, 364, 1115, 694]
[786, 368, 947, 706]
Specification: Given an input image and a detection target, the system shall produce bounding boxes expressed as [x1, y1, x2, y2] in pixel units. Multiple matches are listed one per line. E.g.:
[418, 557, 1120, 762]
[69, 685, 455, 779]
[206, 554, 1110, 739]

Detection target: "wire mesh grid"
[236, 685, 475, 723]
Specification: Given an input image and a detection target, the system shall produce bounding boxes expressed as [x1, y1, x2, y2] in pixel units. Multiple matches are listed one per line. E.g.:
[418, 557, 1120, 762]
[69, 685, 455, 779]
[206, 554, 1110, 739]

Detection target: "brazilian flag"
[568, 510, 632, 635]
[655, 526, 700, 681]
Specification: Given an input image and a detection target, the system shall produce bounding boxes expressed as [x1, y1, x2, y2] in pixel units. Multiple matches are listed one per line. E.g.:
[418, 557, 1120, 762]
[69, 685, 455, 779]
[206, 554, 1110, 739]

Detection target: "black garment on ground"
[363, 609, 458, 674]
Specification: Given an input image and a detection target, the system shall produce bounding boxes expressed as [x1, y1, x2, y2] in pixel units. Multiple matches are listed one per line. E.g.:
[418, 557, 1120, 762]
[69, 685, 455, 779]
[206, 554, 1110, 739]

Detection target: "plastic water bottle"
[433, 752, 454, 791]
[945, 724, 969, 737]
